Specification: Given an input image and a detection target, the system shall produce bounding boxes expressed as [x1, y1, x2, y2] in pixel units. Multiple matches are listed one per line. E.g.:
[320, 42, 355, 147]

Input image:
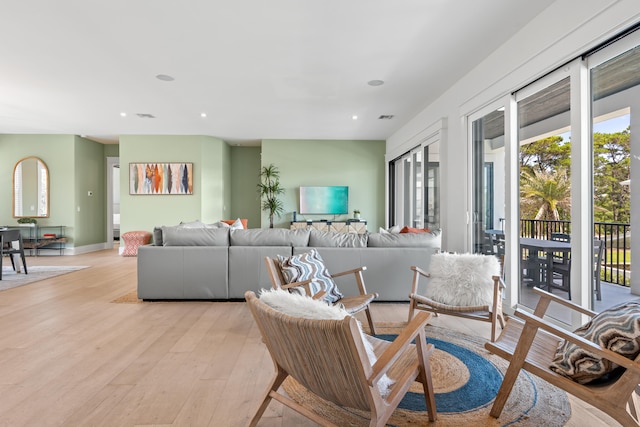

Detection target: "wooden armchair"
[245, 291, 437, 427]
[486, 287, 640, 426]
[407, 253, 505, 342]
[264, 256, 378, 334]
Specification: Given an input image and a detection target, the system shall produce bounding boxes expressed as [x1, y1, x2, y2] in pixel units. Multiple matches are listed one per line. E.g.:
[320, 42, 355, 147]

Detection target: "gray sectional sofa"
[137, 227, 441, 301]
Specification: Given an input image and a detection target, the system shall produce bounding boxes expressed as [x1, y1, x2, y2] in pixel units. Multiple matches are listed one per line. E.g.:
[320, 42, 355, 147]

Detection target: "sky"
[559, 113, 630, 142]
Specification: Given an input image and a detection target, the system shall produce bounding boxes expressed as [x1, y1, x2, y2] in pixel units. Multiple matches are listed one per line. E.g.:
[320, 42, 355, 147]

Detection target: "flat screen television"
[299, 186, 349, 215]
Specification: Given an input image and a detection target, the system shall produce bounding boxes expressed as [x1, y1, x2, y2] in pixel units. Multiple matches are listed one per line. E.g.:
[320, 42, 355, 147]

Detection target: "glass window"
[590, 43, 639, 311]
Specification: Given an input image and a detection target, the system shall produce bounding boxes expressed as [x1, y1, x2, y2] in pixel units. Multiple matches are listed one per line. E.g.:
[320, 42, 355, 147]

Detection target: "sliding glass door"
[515, 73, 573, 318]
[471, 107, 505, 257]
[389, 140, 440, 230]
[588, 32, 640, 311]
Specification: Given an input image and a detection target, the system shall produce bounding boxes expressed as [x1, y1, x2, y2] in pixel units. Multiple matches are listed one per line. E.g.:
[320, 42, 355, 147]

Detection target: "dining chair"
[551, 238, 605, 301]
[1, 229, 28, 280]
[593, 239, 605, 301]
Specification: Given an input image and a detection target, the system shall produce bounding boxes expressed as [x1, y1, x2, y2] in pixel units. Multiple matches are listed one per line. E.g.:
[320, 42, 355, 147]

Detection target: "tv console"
[289, 220, 367, 234]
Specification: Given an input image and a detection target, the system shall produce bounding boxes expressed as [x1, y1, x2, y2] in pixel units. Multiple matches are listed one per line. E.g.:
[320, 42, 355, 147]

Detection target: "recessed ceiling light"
[120, 112, 127, 117]
[352, 115, 358, 120]
[201, 112, 207, 118]
[368, 80, 384, 86]
[156, 74, 175, 81]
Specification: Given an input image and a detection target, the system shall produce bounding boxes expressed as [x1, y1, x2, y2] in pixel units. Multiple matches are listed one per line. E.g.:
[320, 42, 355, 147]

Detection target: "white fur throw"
[258, 288, 393, 396]
[422, 253, 501, 307]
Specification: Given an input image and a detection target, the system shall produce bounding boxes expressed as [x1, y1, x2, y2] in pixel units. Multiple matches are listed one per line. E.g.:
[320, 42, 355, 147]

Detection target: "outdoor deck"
[519, 279, 639, 323]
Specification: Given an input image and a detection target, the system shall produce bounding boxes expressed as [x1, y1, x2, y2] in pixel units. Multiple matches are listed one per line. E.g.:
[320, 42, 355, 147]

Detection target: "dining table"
[520, 237, 571, 292]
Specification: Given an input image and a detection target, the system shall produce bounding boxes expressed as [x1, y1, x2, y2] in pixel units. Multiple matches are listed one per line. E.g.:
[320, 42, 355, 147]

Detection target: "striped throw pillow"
[549, 301, 640, 384]
[278, 249, 343, 303]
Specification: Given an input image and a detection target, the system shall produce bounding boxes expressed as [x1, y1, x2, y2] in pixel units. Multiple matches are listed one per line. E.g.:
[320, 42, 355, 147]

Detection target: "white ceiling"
[0, 0, 555, 145]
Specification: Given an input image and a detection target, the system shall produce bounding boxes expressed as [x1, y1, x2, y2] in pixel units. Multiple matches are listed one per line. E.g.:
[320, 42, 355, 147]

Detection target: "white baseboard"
[40, 242, 114, 256]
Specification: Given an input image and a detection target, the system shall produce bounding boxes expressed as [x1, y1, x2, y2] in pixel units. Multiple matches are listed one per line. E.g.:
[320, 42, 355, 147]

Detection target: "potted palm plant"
[258, 164, 285, 228]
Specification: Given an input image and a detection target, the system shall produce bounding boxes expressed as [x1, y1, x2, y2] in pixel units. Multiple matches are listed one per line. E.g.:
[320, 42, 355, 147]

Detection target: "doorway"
[106, 157, 120, 249]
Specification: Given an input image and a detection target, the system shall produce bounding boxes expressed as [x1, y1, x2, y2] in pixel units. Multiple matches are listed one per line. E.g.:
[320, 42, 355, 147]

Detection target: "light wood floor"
[0, 248, 624, 426]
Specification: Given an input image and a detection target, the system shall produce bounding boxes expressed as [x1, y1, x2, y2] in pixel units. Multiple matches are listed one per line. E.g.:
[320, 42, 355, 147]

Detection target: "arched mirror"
[13, 156, 49, 218]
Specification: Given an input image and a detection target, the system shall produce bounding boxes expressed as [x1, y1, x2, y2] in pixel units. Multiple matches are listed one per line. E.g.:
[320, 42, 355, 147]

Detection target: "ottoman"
[122, 231, 152, 257]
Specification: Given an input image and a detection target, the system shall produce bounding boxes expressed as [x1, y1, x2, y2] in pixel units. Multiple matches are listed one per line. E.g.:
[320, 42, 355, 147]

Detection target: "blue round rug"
[282, 325, 571, 426]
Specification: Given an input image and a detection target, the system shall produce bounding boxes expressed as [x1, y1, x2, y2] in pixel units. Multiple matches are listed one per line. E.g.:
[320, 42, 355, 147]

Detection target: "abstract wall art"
[129, 163, 193, 195]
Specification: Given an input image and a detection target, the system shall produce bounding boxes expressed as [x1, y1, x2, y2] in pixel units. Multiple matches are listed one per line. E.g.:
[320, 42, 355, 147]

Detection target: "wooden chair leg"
[416, 331, 437, 422]
[365, 306, 377, 335]
[490, 324, 537, 418]
[248, 369, 288, 427]
[407, 300, 415, 323]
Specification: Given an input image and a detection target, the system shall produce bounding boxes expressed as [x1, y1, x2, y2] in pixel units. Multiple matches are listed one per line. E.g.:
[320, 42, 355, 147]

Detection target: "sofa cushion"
[278, 249, 343, 303]
[378, 225, 401, 234]
[549, 302, 640, 384]
[422, 252, 501, 307]
[162, 227, 229, 246]
[368, 229, 441, 248]
[178, 220, 208, 229]
[230, 228, 310, 247]
[207, 221, 230, 229]
[309, 229, 368, 248]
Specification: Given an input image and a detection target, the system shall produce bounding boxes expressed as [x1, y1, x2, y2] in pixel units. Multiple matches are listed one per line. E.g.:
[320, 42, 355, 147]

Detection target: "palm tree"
[258, 164, 285, 228]
[520, 168, 571, 221]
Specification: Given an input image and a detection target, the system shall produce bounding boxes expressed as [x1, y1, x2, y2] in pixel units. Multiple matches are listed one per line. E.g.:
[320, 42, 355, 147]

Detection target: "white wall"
[387, 0, 640, 252]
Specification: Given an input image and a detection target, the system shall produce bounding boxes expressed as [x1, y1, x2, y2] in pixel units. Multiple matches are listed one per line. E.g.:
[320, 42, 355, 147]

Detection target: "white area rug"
[0, 265, 88, 291]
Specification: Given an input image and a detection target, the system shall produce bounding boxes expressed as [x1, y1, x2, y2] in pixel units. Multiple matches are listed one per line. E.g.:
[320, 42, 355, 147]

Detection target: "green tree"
[258, 164, 285, 228]
[593, 127, 630, 223]
[520, 168, 571, 220]
[520, 136, 571, 174]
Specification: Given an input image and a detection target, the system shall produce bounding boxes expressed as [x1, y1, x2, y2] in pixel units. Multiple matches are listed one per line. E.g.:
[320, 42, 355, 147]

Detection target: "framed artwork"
[129, 163, 193, 195]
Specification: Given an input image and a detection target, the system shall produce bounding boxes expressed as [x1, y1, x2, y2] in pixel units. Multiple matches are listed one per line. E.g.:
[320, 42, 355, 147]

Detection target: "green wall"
[1, 135, 386, 252]
[118, 135, 230, 235]
[74, 136, 106, 246]
[230, 146, 261, 228]
[261, 139, 386, 230]
[0, 134, 107, 248]
[104, 144, 119, 157]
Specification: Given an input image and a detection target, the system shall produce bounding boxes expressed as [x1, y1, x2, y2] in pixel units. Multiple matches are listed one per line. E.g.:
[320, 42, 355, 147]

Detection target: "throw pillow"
[423, 252, 501, 307]
[400, 226, 431, 233]
[221, 218, 248, 229]
[258, 288, 393, 397]
[230, 218, 244, 230]
[549, 301, 640, 384]
[277, 249, 343, 303]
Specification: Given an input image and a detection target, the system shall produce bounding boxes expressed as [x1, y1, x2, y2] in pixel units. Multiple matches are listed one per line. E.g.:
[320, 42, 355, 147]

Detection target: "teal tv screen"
[299, 186, 349, 215]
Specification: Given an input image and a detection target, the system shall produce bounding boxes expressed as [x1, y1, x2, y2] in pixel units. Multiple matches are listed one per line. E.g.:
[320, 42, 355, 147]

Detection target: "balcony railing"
[519, 219, 631, 286]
